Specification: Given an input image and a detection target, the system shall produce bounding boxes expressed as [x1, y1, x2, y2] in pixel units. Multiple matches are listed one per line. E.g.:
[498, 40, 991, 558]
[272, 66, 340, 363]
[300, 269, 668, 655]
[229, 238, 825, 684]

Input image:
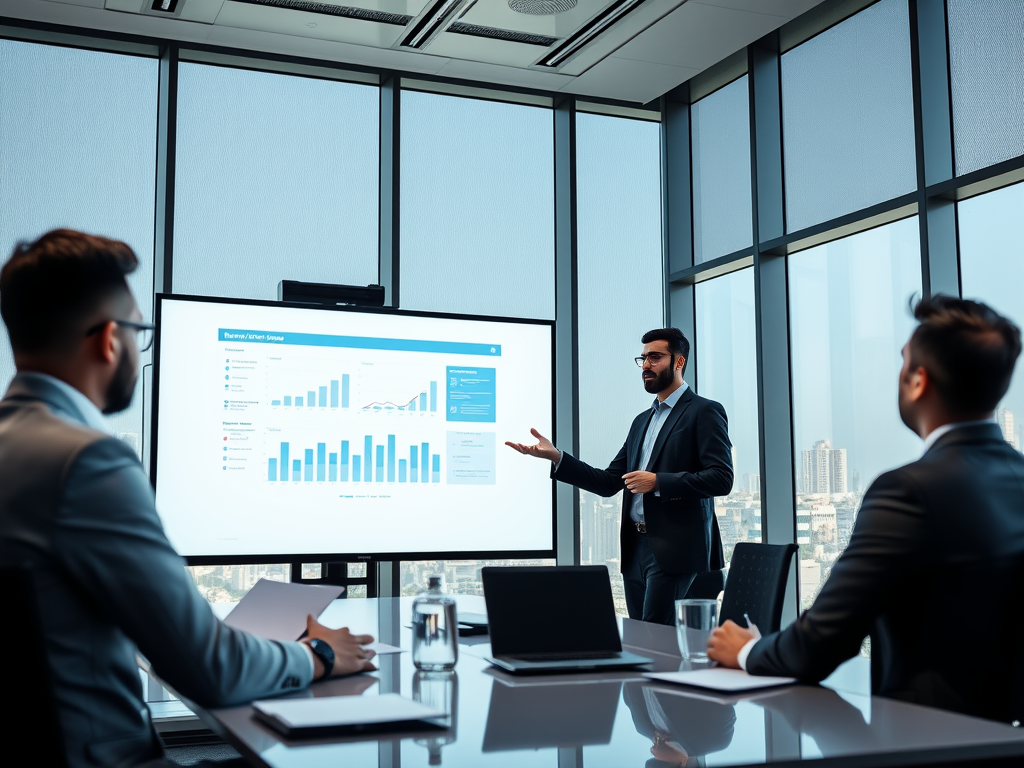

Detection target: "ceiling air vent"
[508, 0, 576, 15]
[232, 0, 413, 26]
[447, 22, 557, 46]
[535, 0, 647, 68]
[399, 0, 471, 49]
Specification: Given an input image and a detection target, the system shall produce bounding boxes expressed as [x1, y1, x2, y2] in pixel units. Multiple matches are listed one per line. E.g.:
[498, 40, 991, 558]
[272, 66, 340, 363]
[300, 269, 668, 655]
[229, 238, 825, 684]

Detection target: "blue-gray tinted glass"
[0, 40, 158, 452]
[696, 268, 760, 557]
[948, 0, 1024, 176]
[788, 217, 921, 608]
[958, 183, 1024, 452]
[174, 64, 379, 300]
[781, 0, 916, 233]
[400, 91, 554, 319]
[692, 76, 752, 262]
[576, 113, 662, 614]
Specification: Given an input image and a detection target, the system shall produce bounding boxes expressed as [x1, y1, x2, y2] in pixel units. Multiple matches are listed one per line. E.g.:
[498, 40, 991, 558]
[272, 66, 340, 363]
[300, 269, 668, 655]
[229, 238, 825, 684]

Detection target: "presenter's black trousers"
[623, 534, 695, 625]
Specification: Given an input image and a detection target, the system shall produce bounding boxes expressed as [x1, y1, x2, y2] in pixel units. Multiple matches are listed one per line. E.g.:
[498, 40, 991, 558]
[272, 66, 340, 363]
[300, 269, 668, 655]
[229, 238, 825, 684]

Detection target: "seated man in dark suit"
[708, 295, 1024, 723]
[0, 230, 377, 768]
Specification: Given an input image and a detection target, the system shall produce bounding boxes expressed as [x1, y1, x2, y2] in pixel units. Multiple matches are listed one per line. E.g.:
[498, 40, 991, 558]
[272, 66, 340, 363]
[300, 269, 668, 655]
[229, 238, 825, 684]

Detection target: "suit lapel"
[645, 388, 693, 470]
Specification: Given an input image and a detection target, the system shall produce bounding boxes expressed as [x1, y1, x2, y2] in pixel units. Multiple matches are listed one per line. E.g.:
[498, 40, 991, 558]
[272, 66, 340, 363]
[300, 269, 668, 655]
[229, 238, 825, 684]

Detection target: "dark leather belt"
[634, 521, 647, 534]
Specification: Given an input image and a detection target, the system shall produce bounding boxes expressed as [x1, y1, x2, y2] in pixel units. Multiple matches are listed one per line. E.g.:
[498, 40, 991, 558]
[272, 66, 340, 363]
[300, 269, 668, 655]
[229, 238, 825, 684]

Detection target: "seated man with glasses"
[0, 229, 376, 768]
[507, 328, 734, 624]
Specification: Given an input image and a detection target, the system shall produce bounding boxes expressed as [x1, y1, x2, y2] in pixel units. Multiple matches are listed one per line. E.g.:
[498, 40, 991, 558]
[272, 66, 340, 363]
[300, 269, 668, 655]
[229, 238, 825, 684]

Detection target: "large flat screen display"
[152, 295, 554, 561]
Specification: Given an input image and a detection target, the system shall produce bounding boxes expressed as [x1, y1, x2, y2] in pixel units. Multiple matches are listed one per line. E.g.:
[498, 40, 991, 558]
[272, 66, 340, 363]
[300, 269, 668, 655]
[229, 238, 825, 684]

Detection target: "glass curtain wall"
[576, 112, 663, 615]
[0, 39, 159, 452]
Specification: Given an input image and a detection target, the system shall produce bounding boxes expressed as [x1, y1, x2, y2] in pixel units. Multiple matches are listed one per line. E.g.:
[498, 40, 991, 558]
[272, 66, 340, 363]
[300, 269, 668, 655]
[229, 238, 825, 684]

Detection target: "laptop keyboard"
[507, 651, 619, 662]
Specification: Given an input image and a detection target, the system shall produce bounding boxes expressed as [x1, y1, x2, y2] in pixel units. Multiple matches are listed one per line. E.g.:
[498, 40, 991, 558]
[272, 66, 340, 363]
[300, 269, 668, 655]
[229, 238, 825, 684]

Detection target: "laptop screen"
[482, 566, 623, 656]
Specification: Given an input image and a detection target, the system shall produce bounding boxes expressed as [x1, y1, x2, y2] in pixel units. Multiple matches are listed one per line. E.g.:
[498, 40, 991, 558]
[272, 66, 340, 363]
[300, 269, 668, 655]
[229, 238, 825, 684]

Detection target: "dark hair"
[0, 229, 139, 355]
[909, 294, 1022, 416]
[641, 327, 690, 360]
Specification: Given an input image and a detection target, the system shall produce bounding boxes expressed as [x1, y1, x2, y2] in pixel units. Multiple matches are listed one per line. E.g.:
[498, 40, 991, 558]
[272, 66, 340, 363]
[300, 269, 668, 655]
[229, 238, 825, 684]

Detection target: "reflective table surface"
[198, 597, 1024, 768]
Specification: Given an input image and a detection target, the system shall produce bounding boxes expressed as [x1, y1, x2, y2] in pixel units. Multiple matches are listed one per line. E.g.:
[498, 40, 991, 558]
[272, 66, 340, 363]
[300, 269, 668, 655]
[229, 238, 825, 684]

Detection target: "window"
[576, 112, 663, 615]
[0, 39, 158, 452]
[400, 91, 554, 319]
[187, 564, 290, 604]
[948, 0, 1024, 176]
[958, 183, 1024, 453]
[788, 217, 921, 608]
[695, 269, 760, 563]
[781, 0, 916, 232]
[173, 63, 379, 300]
[692, 76, 752, 262]
[401, 558, 555, 597]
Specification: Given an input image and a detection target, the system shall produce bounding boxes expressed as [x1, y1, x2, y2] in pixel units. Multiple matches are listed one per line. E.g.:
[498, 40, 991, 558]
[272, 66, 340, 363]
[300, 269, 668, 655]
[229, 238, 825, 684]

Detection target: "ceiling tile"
[692, 0, 824, 18]
[561, 56, 699, 103]
[436, 57, 574, 89]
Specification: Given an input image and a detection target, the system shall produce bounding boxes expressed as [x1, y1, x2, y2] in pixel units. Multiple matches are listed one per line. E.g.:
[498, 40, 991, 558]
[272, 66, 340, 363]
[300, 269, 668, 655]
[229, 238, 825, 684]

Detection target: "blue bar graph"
[376, 446, 384, 482]
[421, 443, 429, 484]
[399, 459, 407, 482]
[292, 459, 301, 481]
[307, 391, 316, 408]
[284, 396, 292, 406]
[430, 381, 437, 412]
[330, 380, 339, 408]
[341, 441, 350, 482]
[280, 443, 289, 482]
[317, 443, 326, 481]
[271, 399, 281, 406]
[272, 437, 444, 485]
[268, 458, 277, 481]
[387, 435, 396, 483]
[342, 374, 350, 408]
[319, 386, 327, 407]
[409, 399, 417, 412]
[329, 453, 338, 482]
[432, 454, 441, 484]
[304, 449, 314, 481]
[353, 455, 362, 482]
[296, 396, 304, 407]
[364, 436, 372, 482]
[419, 392, 427, 411]
[410, 446, 418, 482]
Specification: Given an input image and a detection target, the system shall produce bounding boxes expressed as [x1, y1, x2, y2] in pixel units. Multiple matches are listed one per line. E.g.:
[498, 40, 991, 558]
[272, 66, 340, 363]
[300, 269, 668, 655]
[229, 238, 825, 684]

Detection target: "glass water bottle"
[412, 576, 458, 671]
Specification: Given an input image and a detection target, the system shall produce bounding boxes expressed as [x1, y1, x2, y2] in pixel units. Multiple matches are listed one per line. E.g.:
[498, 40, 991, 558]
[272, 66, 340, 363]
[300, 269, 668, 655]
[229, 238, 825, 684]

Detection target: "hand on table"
[304, 614, 377, 678]
[707, 619, 755, 669]
[622, 471, 658, 494]
[505, 428, 560, 463]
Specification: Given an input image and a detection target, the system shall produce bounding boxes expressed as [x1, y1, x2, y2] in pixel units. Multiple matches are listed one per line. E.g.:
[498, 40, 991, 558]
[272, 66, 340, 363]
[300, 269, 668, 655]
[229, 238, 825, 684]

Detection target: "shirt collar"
[16, 372, 111, 434]
[921, 418, 996, 455]
[653, 381, 689, 412]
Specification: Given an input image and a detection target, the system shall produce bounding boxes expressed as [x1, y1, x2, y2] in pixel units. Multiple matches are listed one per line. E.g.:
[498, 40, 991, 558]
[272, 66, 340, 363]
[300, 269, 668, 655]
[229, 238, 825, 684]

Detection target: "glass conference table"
[191, 596, 1024, 768]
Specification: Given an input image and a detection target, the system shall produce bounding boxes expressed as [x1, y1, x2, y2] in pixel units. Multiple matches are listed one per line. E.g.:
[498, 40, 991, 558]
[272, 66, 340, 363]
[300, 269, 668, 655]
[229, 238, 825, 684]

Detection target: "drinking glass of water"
[675, 599, 717, 661]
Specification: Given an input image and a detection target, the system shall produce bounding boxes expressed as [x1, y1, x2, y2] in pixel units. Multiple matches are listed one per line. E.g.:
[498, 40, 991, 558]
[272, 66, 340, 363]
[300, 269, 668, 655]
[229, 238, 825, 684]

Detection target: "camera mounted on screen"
[278, 280, 386, 308]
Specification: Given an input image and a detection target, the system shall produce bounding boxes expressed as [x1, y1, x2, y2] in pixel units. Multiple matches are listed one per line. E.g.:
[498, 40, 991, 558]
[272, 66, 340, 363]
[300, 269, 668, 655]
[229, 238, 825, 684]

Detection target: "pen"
[744, 612, 762, 639]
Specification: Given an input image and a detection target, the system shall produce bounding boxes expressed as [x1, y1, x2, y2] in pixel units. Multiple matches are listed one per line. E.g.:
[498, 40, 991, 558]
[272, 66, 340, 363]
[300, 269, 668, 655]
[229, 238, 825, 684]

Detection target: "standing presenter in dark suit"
[709, 296, 1024, 723]
[507, 328, 733, 625]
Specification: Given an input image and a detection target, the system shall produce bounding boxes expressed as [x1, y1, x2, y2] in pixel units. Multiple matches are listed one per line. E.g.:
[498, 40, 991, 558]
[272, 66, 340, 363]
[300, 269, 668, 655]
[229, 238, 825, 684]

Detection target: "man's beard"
[102, 350, 138, 415]
[643, 359, 675, 394]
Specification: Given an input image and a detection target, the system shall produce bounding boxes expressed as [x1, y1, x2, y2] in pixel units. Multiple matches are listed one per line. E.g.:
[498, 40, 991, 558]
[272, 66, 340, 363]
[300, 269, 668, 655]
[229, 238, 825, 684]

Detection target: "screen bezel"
[151, 292, 557, 566]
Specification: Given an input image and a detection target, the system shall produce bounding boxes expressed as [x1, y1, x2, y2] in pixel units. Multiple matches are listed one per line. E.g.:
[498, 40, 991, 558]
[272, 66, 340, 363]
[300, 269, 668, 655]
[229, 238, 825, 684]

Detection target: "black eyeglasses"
[635, 352, 672, 368]
[86, 319, 156, 353]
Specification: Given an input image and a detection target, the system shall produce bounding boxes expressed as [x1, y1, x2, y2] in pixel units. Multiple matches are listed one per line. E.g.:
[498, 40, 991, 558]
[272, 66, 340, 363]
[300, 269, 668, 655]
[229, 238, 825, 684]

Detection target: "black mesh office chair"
[0, 564, 67, 767]
[718, 543, 799, 634]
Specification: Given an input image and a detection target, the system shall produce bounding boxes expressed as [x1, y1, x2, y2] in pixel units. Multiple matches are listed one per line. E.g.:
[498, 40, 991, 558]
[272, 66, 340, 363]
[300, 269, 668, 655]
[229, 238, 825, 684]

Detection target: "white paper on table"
[253, 693, 444, 729]
[222, 579, 343, 642]
[364, 642, 404, 655]
[644, 668, 797, 692]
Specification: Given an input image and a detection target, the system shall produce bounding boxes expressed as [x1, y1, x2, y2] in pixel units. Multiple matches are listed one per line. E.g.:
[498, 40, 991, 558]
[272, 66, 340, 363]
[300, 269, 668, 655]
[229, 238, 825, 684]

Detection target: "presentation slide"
[153, 297, 554, 558]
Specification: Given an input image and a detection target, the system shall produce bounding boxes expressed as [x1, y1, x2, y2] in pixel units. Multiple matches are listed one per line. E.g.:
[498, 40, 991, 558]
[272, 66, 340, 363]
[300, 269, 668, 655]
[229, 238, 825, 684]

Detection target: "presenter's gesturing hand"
[505, 428, 561, 463]
[622, 471, 658, 494]
[303, 614, 378, 678]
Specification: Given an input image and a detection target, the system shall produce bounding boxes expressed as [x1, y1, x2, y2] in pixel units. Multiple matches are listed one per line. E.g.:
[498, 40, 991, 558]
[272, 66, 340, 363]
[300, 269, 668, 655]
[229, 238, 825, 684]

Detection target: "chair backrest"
[718, 543, 798, 634]
[0, 564, 68, 766]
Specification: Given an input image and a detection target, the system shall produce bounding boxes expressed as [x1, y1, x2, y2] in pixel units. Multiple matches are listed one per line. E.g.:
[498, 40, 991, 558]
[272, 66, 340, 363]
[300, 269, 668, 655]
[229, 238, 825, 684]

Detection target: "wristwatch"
[307, 638, 335, 680]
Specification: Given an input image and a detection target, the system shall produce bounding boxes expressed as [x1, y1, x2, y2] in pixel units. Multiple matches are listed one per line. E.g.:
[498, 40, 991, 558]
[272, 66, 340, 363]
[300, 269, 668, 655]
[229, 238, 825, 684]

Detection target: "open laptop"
[481, 565, 653, 674]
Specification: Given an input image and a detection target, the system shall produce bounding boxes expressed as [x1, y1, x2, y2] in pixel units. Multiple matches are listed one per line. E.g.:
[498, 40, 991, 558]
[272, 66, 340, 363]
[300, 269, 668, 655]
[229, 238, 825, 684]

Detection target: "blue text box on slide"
[446, 431, 496, 485]
[446, 367, 496, 423]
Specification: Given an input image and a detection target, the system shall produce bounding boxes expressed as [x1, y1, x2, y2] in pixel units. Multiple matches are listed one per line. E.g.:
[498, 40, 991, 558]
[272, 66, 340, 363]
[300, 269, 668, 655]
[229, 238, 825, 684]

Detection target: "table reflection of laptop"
[482, 679, 622, 752]
[481, 565, 653, 673]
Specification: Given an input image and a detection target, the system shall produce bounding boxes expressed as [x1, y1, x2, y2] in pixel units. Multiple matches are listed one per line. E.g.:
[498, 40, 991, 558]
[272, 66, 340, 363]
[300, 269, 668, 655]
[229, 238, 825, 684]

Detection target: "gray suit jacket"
[0, 373, 312, 768]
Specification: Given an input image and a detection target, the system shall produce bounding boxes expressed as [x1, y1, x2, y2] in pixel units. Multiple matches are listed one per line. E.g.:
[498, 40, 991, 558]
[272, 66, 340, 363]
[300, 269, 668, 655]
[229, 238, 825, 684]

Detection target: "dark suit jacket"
[0, 374, 313, 768]
[554, 387, 733, 575]
[747, 423, 1024, 722]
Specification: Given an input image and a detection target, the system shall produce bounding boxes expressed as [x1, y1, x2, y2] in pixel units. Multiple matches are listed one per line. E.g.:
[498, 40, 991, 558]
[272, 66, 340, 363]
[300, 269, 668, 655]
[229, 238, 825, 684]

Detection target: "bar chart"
[268, 436, 442, 484]
[270, 374, 351, 409]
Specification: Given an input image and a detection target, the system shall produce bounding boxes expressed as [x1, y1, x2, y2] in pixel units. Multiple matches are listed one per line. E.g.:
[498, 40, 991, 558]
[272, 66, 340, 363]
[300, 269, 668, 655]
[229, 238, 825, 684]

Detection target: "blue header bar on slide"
[218, 329, 501, 356]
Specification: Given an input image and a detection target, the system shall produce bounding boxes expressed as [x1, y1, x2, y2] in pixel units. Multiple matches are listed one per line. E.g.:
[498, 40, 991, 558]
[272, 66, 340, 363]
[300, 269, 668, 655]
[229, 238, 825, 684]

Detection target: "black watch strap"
[307, 638, 335, 679]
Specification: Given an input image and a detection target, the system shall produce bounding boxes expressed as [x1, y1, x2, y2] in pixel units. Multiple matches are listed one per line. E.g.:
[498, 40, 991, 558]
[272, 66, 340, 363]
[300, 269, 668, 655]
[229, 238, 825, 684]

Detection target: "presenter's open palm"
[505, 428, 560, 463]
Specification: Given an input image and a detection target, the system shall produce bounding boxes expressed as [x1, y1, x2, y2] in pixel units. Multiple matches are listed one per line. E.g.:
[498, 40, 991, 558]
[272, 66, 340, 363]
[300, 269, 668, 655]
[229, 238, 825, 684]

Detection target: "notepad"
[644, 668, 797, 692]
[253, 693, 446, 737]
[223, 579, 343, 642]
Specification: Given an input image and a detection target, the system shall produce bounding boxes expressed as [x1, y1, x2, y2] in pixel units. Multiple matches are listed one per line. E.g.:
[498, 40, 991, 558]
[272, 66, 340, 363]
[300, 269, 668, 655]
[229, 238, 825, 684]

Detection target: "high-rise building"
[997, 408, 1020, 451]
[801, 439, 848, 495]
